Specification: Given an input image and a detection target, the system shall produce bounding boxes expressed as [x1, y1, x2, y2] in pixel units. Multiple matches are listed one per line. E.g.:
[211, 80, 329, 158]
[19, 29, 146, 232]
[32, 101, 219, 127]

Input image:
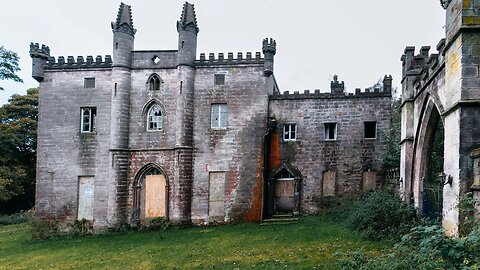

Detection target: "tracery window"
[147, 104, 163, 131]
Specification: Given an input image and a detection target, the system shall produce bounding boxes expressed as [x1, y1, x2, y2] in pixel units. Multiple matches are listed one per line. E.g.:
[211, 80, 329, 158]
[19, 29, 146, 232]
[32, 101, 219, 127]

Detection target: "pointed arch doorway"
[134, 164, 169, 221]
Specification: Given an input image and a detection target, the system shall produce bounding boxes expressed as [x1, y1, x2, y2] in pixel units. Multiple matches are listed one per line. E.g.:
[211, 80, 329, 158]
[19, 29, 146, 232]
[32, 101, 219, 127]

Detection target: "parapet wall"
[44, 55, 113, 70]
[270, 85, 392, 100]
[195, 52, 264, 67]
[401, 38, 446, 94]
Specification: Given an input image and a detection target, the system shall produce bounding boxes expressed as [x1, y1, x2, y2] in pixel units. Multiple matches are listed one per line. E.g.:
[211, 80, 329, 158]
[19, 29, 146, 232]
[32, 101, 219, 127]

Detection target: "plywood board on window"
[144, 174, 166, 218]
[209, 172, 225, 220]
[322, 171, 336, 197]
[78, 176, 94, 220]
[362, 171, 377, 191]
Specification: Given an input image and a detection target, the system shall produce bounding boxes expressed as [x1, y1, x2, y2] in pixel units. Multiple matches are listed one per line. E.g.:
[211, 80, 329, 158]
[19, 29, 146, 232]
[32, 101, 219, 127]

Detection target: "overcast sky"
[0, 0, 445, 104]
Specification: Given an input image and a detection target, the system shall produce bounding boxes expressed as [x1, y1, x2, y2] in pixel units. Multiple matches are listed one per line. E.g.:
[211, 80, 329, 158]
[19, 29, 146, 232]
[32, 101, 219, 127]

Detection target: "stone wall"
[269, 92, 391, 212]
[191, 64, 273, 223]
[36, 68, 114, 227]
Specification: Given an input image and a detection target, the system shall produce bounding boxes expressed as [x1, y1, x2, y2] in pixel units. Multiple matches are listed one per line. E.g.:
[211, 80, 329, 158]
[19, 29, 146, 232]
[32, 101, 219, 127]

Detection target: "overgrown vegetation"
[345, 190, 418, 240]
[339, 192, 480, 269]
[0, 211, 30, 225]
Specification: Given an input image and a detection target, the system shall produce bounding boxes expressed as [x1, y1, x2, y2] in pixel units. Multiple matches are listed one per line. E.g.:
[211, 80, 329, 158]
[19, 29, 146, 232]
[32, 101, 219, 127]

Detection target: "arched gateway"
[400, 0, 480, 236]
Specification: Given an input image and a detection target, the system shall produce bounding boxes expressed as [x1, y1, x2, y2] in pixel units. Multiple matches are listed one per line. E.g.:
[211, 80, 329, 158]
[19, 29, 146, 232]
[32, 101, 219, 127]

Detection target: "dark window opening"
[84, 78, 95, 89]
[214, 74, 225, 86]
[364, 121, 377, 139]
[324, 123, 337, 140]
[148, 74, 161, 91]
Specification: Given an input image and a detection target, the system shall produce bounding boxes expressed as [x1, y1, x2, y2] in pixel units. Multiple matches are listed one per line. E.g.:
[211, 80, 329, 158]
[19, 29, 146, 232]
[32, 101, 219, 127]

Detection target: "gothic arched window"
[147, 104, 163, 131]
[148, 74, 161, 91]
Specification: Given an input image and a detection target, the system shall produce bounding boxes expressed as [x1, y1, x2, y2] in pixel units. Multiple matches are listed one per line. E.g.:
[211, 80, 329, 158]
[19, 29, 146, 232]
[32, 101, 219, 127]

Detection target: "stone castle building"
[30, 2, 391, 227]
[400, 0, 480, 236]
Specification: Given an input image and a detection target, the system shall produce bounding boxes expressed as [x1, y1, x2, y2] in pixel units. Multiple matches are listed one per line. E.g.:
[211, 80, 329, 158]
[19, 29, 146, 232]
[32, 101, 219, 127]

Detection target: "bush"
[141, 217, 172, 231]
[346, 190, 418, 240]
[0, 211, 31, 225]
[69, 218, 93, 236]
[31, 217, 62, 240]
[340, 223, 480, 270]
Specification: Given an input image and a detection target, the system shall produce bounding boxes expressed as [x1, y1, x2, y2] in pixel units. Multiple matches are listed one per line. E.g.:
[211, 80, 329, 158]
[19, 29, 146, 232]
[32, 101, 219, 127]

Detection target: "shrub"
[31, 217, 62, 240]
[346, 190, 418, 240]
[141, 217, 172, 231]
[69, 218, 93, 236]
[340, 223, 480, 270]
[0, 211, 31, 225]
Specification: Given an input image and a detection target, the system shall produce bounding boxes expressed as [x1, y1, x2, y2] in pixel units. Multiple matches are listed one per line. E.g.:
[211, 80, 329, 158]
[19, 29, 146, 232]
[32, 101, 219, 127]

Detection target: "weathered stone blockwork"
[269, 90, 391, 212]
[400, 0, 480, 236]
[31, 2, 392, 228]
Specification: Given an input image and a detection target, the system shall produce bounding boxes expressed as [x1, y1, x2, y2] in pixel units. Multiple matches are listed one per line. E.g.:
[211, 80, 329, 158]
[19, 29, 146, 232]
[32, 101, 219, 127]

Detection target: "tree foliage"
[0, 88, 38, 213]
[0, 46, 23, 90]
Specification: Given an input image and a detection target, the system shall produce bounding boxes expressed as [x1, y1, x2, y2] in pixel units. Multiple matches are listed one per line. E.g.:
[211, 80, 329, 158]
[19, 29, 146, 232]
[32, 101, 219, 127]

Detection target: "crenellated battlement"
[401, 38, 446, 93]
[29, 43, 50, 59]
[195, 52, 264, 66]
[44, 55, 113, 70]
[262, 38, 276, 55]
[271, 75, 392, 100]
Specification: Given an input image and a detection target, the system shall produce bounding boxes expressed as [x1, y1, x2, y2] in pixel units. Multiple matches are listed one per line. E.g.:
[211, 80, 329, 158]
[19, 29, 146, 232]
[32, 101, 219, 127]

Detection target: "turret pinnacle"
[111, 3, 136, 36]
[177, 2, 199, 34]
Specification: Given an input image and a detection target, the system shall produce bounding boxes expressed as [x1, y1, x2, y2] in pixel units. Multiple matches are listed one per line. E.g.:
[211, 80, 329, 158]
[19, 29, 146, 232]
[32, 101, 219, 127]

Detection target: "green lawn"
[0, 216, 390, 269]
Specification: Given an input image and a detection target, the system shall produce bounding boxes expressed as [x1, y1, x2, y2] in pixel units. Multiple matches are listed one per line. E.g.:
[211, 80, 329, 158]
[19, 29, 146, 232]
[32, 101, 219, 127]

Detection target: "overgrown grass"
[0, 216, 390, 269]
[0, 211, 30, 225]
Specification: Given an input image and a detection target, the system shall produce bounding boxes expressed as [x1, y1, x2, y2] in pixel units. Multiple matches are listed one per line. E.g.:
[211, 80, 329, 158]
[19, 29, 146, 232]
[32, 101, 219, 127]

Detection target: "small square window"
[84, 78, 95, 89]
[364, 121, 377, 139]
[211, 103, 228, 129]
[283, 124, 297, 141]
[324, 123, 337, 140]
[81, 107, 97, 133]
[214, 74, 225, 86]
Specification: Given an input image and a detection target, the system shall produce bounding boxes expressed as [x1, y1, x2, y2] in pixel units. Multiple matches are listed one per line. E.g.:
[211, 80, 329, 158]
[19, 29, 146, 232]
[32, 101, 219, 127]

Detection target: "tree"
[0, 88, 38, 213]
[0, 46, 23, 91]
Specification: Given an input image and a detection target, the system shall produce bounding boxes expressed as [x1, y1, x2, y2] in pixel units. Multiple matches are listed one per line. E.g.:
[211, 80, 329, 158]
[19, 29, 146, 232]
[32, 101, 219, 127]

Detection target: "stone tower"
[110, 2, 136, 218]
[262, 38, 276, 76]
[172, 2, 199, 223]
[29, 43, 50, 82]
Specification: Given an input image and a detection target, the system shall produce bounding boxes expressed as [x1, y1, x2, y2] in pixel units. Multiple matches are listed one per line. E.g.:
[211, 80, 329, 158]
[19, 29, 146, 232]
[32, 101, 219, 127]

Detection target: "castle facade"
[30, 2, 391, 227]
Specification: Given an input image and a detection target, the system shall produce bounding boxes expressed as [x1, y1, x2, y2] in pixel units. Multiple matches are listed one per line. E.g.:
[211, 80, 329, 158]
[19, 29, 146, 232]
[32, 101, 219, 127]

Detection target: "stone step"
[261, 217, 299, 225]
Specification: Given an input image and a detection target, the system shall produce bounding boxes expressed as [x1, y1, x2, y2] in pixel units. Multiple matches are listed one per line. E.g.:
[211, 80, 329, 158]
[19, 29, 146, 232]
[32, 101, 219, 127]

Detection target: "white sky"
[0, 0, 445, 104]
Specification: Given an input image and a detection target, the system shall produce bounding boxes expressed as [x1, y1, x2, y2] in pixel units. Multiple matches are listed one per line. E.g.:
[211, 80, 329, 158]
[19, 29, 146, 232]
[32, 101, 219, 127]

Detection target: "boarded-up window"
[209, 172, 225, 221]
[322, 171, 336, 197]
[214, 74, 225, 85]
[84, 77, 95, 89]
[78, 176, 94, 220]
[362, 170, 377, 191]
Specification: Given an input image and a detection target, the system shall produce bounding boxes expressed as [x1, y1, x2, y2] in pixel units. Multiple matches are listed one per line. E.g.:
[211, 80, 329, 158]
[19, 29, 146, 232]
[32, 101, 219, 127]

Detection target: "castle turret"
[330, 75, 345, 94]
[109, 3, 136, 220]
[262, 38, 276, 76]
[111, 2, 136, 68]
[173, 2, 199, 223]
[29, 43, 50, 82]
[177, 2, 199, 67]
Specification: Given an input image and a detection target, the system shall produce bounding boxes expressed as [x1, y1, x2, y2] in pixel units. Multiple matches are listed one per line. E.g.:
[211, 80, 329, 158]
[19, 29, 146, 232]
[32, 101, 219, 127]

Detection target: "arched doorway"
[134, 164, 168, 221]
[412, 99, 444, 219]
[422, 109, 444, 219]
[265, 163, 302, 218]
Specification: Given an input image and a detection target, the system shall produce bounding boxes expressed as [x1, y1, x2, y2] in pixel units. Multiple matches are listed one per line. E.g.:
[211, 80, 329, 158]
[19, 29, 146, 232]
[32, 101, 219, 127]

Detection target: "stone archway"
[134, 163, 169, 222]
[411, 98, 444, 219]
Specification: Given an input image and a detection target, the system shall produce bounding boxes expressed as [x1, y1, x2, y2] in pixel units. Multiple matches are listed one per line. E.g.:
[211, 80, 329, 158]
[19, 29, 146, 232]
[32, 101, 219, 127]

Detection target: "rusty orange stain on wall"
[269, 133, 282, 170]
[244, 151, 263, 221]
